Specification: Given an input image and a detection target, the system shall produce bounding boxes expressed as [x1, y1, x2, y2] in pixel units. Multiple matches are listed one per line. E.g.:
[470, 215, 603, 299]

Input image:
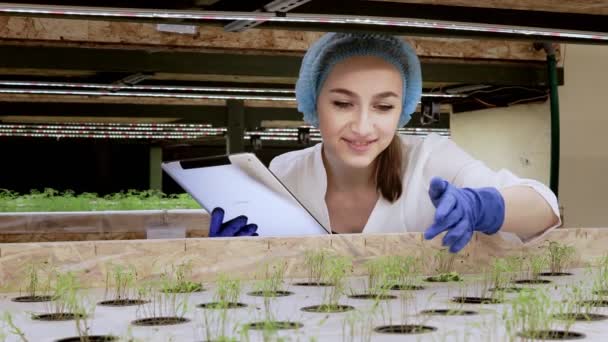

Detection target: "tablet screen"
[162, 153, 329, 237]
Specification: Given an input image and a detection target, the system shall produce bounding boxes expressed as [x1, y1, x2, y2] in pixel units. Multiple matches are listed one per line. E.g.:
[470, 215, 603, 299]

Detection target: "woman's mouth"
[342, 138, 377, 152]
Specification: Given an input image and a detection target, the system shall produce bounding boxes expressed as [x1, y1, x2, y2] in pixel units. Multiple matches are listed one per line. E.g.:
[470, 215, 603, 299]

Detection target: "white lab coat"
[269, 133, 561, 244]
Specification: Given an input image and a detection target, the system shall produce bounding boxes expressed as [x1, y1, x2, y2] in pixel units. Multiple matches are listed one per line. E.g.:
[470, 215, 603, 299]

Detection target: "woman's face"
[317, 56, 403, 170]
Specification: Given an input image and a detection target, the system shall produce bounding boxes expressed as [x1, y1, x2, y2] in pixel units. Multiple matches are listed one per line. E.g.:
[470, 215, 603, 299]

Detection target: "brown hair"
[375, 135, 403, 202]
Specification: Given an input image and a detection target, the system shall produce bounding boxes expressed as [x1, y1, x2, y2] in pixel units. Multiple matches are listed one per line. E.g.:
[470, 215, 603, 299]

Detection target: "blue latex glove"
[209, 207, 259, 237]
[424, 177, 505, 253]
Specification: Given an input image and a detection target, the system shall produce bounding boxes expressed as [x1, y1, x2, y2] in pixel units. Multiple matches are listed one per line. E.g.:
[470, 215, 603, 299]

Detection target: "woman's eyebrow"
[374, 91, 400, 99]
[329, 88, 357, 97]
[329, 89, 399, 99]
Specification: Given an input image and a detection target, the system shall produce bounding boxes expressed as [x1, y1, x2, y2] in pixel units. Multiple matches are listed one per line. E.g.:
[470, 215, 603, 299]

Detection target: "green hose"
[546, 46, 560, 198]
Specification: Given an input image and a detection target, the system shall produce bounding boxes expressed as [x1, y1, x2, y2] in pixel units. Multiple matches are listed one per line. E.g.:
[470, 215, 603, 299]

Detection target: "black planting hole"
[246, 321, 303, 330]
[553, 313, 608, 321]
[374, 325, 437, 334]
[98, 299, 148, 307]
[32, 313, 84, 321]
[577, 300, 608, 307]
[292, 282, 334, 287]
[388, 285, 425, 291]
[12, 295, 53, 303]
[421, 309, 478, 316]
[300, 304, 354, 313]
[197, 302, 247, 309]
[514, 279, 552, 284]
[538, 272, 573, 277]
[348, 293, 397, 300]
[425, 276, 460, 283]
[247, 290, 293, 298]
[55, 336, 118, 342]
[131, 317, 190, 326]
[517, 330, 585, 340]
[452, 297, 503, 304]
[161, 283, 204, 293]
[489, 287, 530, 293]
[593, 289, 608, 296]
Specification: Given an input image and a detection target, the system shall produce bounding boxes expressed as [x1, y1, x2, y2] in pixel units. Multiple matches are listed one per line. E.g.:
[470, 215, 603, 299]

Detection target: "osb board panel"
[371, 0, 608, 15]
[0, 210, 210, 242]
[0, 17, 549, 61]
[1, 228, 606, 291]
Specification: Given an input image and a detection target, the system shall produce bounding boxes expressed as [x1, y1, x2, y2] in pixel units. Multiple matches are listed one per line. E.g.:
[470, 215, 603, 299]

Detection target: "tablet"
[162, 153, 330, 237]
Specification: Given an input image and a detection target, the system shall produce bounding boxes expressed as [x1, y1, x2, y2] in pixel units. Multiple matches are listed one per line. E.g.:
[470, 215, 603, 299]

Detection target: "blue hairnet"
[296, 32, 422, 128]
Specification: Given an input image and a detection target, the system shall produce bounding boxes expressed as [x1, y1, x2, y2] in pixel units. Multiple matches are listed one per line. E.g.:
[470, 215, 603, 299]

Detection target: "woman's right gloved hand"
[209, 207, 259, 237]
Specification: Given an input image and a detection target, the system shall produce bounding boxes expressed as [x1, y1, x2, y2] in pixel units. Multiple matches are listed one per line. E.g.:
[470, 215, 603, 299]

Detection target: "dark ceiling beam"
[0, 101, 450, 128]
[0, 1, 605, 44]
[291, 0, 608, 36]
[0, 102, 229, 126]
[0, 45, 563, 86]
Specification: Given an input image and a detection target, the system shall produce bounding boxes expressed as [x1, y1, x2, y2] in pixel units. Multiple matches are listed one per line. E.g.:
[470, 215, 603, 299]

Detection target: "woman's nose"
[350, 109, 374, 136]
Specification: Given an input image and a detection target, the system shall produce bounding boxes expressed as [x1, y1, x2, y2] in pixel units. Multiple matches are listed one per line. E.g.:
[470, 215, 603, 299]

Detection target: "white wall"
[451, 102, 551, 186]
[559, 44, 608, 227]
[451, 44, 608, 228]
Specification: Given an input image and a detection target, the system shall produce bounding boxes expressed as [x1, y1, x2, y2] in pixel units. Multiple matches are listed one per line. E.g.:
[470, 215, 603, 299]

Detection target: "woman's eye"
[376, 104, 394, 111]
[333, 101, 352, 109]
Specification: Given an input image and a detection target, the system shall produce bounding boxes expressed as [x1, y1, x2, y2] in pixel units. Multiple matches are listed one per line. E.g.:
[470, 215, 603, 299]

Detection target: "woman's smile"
[341, 137, 378, 153]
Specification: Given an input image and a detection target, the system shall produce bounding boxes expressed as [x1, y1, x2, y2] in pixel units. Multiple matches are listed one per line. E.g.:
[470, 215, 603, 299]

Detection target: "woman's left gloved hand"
[209, 207, 259, 237]
[424, 177, 505, 253]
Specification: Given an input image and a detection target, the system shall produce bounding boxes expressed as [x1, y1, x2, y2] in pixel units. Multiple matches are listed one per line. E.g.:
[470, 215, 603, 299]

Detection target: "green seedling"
[302, 249, 333, 285]
[323, 256, 352, 308]
[342, 305, 378, 342]
[0, 188, 200, 212]
[504, 288, 571, 341]
[198, 273, 243, 340]
[592, 254, 608, 293]
[196, 303, 241, 342]
[557, 284, 596, 323]
[546, 241, 576, 274]
[365, 256, 423, 291]
[136, 280, 190, 321]
[520, 254, 548, 281]
[18, 261, 54, 301]
[103, 263, 140, 302]
[2, 312, 28, 342]
[214, 274, 242, 305]
[39, 271, 81, 319]
[161, 260, 203, 293]
[252, 261, 288, 297]
[427, 249, 461, 282]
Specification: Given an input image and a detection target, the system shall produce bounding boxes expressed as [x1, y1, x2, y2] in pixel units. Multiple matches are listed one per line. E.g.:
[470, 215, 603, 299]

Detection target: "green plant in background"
[302, 249, 333, 285]
[0, 188, 200, 212]
[546, 241, 576, 274]
[161, 260, 203, 293]
[427, 249, 461, 282]
[489, 257, 518, 291]
[2, 312, 28, 342]
[103, 263, 140, 302]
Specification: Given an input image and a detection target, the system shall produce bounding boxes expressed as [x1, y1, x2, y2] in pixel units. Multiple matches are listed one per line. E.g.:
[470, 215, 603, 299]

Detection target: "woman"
[209, 32, 560, 253]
